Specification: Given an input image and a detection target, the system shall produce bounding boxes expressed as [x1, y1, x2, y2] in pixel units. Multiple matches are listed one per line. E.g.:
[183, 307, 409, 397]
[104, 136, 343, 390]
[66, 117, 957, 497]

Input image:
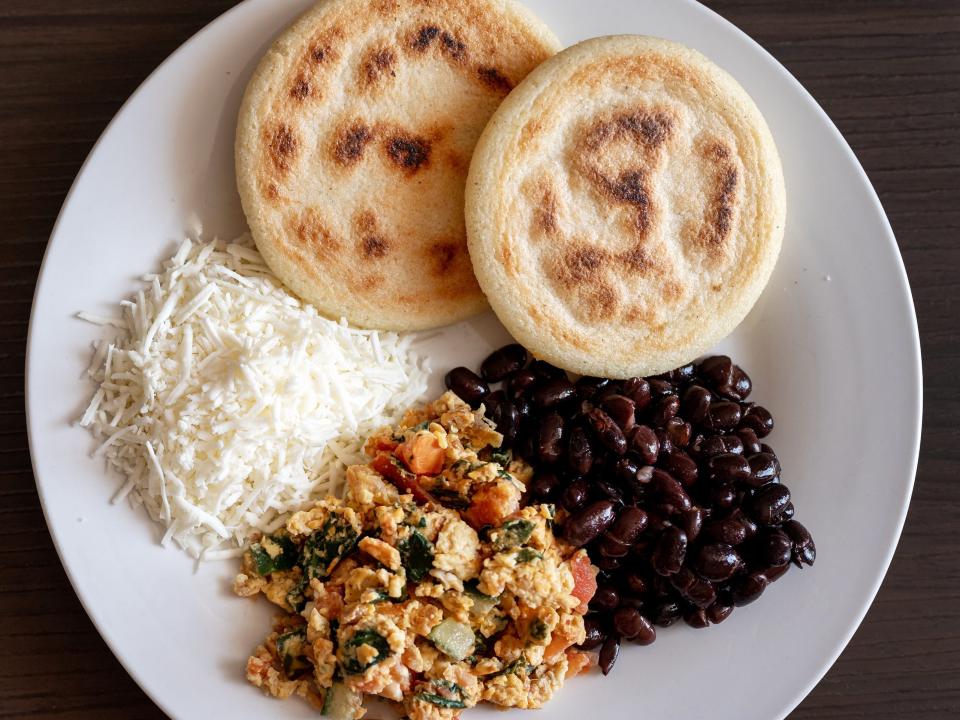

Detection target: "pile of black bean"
[445, 345, 816, 675]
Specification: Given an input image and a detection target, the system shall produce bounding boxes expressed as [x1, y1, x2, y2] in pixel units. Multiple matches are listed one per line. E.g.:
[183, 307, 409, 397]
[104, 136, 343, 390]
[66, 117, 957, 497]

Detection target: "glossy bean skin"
[705, 401, 742, 432]
[537, 413, 565, 464]
[628, 425, 659, 464]
[731, 571, 768, 606]
[707, 453, 752, 484]
[566, 426, 594, 475]
[755, 528, 793, 568]
[661, 449, 698, 486]
[592, 585, 620, 612]
[480, 344, 528, 382]
[680, 507, 704, 543]
[749, 484, 792, 525]
[740, 405, 775, 437]
[736, 427, 762, 455]
[746, 452, 781, 487]
[650, 470, 692, 515]
[649, 394, 680, 426]
[491, 402, 520, 448]
[575, 376, 611, 400]
[443, 367, 489, 405]
[684, 607, 710, 629]
[605, 506, 649, 546]
[622, 377, 653, 410]
[533, 378, 577, 410]
[651, 601, 682, 627]
[691, 543, 743, 582]
[651, 527, 687, 576]
[564, 500, 617, 547]
[601, 394, 637, 431]
[530, 360, 566, 381]
[706, 602, 734, 624]
[666, 417, 693, 448]
[614, 608, 656, 644]
[586, 408, 628, 455]
[508, 369, 538, 398]
[599, 636, 620, 675]
[561, 479, 590, 512]
[581, 615, 606, 650]
[529, 472, 561, 501]
[783, 519, 817, 566]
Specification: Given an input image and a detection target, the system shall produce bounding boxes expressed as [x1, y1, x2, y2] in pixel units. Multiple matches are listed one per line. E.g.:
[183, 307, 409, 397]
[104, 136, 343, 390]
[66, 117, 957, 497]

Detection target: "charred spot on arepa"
[535, 184, 559, 236]
[332, 121, 374, 166]
[353, 210, 391, 259]
[267, 123, 299, 174]
[551, 243, 608, 288]
[696, 141, 741, 254]
[427, 241, 461, 277]
[289, 75, 313, 101]
[286, 207, 341, 264]
[361, 46, 397, 86]
[440, 30, 467, 61]
[384, 133, 431, 172]
[477, 65, 514, 92]
[411, 25, 440, 51]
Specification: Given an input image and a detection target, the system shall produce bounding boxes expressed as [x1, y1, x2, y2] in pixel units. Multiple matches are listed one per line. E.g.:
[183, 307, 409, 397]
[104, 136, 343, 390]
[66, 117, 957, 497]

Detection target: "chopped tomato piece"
[544, 624, 581, 663]
[370, 453, 436, 505]
[373, 438, 399, 453]
[464, 480, 520, 529]
[396, 432, 445, 475]
[569, 552, 598, 614]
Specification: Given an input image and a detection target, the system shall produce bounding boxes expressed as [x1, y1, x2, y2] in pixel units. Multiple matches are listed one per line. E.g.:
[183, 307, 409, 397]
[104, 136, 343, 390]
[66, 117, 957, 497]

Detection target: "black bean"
[745, 452, 780, 487]
[680, 507, 704, 543]
[705, 401, 742, 432]
[706, 602, 733, 625]
[594, 554, 623, 572]
[783, 519, 816, 567]
[581, 615, 606, 650]
[731, 571, 768, 606]
[480, 344, 528, 382]
[600, 394, 637, 431]
[776, 502, 795, 523]
[529, 471, 561, 501]
[484, 389, 505, 416]
[736, 427, 762, 454]
[561, 478, 590, 512]
[681, 385, 712, 425]
[533, 378, 576, 410]
[648, 378, 675, 397]
[651, 526, 687, 576]
[692, 434, 745, 460]
[565, 500, 617, 547]
[685, 577, 718, 609]
[622, 377, 652, 410]
[594, 479, 625, 503]
[654, 427, 674, 457]
[599, 636, 620, 675]
[651, 601, 682, 627]
[566, 426, 594, 475]
[701, 513, 752, 546]
[586, 408, 628, 455]
[443, 367, 489, 405]
[726, 366, 753, 401]
[614, 608, 656, 644]
[697, 355, 734, 394]
[536, 412, 564, 464]
[684, 607, 710, 629]
[708, 484, 736, 509]
[650, 469, 692, 515]
[508, 369, 538, 398]
[661, 363, 696, 384]
[592, 584, 620, 612]
[692, 543, 743, 581]
[628, 425, 659, 464]
[597, 535, 630, 559]
[740, 405, 774, 438]
[612, 455, 641, 486]
[755, 528, 793, 568]
[666, 417, 692, 448]
[707, 453, 752, 484]
[661, 449, 698, 486]
[530, 359, 566, 382]
[749, 484, 791, 526]
[575, 376, 611, 400]
[491, 402, 520, 448]
[606, 506, 649, 545]
[513, 395, 532, 420]
[623, 571, 649, 596]
[764, 562, 790, 583]
[649, 394, 680, 426]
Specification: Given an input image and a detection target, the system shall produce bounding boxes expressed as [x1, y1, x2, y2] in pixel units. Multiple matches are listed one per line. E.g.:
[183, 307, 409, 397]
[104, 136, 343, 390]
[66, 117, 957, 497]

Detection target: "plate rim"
[24, 1, 923, 718]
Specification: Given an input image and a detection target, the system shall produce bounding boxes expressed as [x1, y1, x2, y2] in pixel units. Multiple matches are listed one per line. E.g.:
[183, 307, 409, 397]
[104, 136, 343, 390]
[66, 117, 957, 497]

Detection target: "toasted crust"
[466, 35, 786, 377]
[236, 0, 559, 330]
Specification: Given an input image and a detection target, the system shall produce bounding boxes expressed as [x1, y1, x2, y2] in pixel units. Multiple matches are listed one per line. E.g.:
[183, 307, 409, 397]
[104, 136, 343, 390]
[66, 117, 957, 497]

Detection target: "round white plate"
[27, 1, 921, 718]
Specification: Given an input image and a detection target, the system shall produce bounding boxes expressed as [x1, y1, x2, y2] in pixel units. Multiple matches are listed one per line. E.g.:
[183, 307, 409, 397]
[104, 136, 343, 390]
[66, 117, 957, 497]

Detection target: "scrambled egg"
[235, 392, 596, 719]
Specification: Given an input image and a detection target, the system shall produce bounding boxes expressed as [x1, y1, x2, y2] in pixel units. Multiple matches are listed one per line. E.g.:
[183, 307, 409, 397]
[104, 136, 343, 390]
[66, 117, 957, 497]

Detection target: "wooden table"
[1, 1, 957, 717]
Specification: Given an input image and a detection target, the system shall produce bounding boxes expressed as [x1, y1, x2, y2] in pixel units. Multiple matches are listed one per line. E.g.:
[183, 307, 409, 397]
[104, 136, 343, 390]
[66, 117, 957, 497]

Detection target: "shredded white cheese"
[79, 234, 429, 560]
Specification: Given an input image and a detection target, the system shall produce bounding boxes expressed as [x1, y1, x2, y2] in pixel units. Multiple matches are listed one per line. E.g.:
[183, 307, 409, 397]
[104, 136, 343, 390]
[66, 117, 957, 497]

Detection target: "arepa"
[466, 35, 786, 377]
[236, 0, 560, 331]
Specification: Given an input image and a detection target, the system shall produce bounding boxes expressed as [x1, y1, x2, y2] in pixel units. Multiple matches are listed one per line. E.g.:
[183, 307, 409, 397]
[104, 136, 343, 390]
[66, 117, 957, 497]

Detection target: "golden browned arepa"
[236, 0, 560, 330]
[466, 35, 786, 377]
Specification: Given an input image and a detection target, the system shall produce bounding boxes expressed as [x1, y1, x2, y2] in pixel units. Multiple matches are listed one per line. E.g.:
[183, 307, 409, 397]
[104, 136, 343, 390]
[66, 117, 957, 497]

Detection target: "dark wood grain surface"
[1, 1, 957, 718]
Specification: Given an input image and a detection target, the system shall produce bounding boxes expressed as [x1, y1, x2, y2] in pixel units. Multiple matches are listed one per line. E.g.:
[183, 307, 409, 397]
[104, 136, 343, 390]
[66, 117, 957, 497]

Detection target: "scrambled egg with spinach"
[235, 392, 597, 719]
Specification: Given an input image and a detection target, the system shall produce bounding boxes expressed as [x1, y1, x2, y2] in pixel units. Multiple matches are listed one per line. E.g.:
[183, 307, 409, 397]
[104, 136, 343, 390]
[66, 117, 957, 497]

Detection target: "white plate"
[26, 1, 921, 718]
